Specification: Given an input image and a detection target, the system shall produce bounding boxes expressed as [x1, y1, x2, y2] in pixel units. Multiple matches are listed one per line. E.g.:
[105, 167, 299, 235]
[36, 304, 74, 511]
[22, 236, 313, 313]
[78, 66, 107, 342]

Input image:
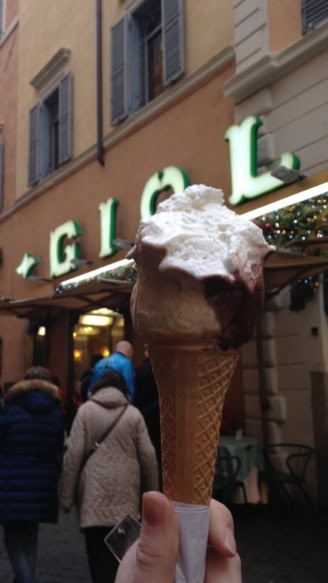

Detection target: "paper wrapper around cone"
[148, 342, 238, 506]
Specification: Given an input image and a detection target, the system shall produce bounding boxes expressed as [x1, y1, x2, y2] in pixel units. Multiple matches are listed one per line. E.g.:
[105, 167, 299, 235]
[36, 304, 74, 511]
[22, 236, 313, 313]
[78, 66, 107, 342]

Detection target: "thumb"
[120, 491, 179, 583]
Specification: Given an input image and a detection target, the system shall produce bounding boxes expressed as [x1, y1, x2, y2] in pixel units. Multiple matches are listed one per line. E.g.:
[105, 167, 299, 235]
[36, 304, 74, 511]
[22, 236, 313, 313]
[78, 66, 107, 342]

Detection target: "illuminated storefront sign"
[15, 116, 302, 280]
[49, 220, 82, 278]
[16, 167, 190, 279]
[140, 166, 191, 219]
[225, 116, 300, 205]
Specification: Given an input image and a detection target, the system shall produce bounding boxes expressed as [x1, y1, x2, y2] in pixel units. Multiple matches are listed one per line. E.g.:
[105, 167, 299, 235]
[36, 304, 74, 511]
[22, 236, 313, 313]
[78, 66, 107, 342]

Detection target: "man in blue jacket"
[89, 340, 135, 401]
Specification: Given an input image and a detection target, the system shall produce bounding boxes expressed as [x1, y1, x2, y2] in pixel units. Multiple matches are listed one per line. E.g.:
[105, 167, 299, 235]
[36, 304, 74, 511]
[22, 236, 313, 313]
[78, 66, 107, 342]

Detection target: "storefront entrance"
[73, 308, 125, 382]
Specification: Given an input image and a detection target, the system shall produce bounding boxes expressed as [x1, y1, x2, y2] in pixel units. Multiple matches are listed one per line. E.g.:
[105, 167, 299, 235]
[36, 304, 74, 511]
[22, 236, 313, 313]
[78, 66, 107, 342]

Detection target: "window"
[111, 0, 184, 125]
[28, 73, 73, 186]
[302, 0, 328, 33]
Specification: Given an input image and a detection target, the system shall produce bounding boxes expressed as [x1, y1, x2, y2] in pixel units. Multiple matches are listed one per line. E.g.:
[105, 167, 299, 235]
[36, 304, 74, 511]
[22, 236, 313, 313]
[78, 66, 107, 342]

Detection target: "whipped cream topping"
[136, 185, 271, 292]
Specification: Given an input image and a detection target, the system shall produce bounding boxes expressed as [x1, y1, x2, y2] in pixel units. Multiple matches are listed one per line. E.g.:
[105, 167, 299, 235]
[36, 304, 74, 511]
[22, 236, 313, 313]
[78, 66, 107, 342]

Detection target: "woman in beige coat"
[60, 369, 158, 583]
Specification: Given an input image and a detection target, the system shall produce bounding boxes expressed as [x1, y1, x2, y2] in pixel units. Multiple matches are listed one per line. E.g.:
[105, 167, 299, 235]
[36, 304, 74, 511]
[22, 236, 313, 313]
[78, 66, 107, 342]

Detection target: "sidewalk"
[235, 504, 328, 583]
[0, 504, 327, 582]
[0, 509, 90, 583]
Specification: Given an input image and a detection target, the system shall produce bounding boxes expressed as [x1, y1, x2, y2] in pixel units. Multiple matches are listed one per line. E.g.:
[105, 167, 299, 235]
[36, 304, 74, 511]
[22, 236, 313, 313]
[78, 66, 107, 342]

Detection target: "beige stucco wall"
[0, 66, 237, 384]
[0, 13, 18, 210]
[16, 0, 233, 199]
[268, 0, 302, 53]
[3, 0, 19, 28]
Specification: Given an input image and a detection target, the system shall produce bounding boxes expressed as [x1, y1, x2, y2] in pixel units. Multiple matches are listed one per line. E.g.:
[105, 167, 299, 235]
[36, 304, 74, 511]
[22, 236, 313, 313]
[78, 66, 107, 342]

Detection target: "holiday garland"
[255, 196, 328, 311]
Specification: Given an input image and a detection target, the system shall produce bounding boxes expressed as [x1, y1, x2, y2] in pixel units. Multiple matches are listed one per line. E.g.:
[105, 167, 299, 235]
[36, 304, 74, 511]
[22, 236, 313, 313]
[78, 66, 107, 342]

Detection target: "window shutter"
[0, 143, 4, 209]
[39, 102, 51, 179]
[111, 16, 128, 125]
[302, 0, 328, 33]
[161, 0, 184, 87]
[128, 13, 142, 114]
[28, 104, 41, 186]
[58, 72, 73, 165]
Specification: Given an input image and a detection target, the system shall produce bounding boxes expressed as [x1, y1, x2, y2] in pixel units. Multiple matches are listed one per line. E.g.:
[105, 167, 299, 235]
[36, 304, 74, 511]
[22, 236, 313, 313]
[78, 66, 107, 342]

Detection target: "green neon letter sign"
[16, 252, 41, 279]
[98, 197, 119, 258]
[49, 220, 82, 278]
[140, 166, 191, 219]
[225, 116, 300, 205]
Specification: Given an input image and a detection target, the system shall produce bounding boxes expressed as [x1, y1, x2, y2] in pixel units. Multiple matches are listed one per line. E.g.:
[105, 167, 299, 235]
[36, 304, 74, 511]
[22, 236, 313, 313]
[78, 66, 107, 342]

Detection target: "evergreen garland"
[255, 196, 328, 311]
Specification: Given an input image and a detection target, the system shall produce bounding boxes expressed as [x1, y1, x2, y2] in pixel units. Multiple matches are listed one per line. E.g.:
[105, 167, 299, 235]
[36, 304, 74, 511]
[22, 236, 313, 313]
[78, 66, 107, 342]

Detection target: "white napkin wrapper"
[173, 502, 210, 583]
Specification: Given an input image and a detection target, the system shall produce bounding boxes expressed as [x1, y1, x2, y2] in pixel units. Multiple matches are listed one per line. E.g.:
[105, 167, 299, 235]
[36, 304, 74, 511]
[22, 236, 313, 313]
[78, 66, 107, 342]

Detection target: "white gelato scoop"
[129, 185, 272, 349]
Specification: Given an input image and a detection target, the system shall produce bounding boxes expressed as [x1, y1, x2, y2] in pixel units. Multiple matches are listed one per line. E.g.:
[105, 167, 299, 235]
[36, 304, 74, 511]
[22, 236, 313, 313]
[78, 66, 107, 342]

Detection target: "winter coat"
[134, 358, 161, 463]
[0, 379, 64, 524]
[60, 386, 158, 529]
[90, 353, 135, 399]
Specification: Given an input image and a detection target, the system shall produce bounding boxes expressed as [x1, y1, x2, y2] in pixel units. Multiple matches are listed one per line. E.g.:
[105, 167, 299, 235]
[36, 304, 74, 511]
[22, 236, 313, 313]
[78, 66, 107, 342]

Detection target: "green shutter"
[302, 0, 328, 32]
[28, 104, 41, 186]
[58, 73, 73, 165]
[128, 13, 142, 114]
[161, 0, 184, 87]
[111, 16, 128, 125]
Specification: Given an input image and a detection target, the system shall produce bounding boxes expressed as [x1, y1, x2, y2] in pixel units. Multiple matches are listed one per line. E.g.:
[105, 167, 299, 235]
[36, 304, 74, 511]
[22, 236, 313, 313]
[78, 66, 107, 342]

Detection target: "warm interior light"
[60, 258, 134, 288]
[80, 314, 113, 327]
[241, 182, 328, 221]
[90, 308, 117, 316]
[74, 349, 82, 361]
[102, 348, 110, 357]
[37, 326, 46, 336]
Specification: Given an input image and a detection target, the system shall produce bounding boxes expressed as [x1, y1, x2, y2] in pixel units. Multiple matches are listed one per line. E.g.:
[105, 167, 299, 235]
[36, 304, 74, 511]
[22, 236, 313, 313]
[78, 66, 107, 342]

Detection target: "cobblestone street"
[0, 505, 327, 582]
[0, 509, 90, 583]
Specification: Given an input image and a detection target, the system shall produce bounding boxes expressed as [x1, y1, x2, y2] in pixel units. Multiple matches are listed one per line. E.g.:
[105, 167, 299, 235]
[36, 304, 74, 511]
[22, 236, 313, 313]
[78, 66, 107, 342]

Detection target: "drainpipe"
[96, 0, 105, 166]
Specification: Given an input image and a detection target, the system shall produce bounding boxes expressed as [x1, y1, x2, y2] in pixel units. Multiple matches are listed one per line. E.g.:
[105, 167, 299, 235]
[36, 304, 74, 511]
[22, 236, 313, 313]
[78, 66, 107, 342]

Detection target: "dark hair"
[91, 369, 129, 398]
[24, 366, 52, 382]
[90, 353, 103, 368]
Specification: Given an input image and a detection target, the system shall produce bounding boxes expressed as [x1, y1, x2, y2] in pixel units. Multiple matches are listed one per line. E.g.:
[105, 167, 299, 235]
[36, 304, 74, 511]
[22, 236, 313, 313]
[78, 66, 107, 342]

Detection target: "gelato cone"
[128, 185, 272, 581]
[149, 342, 238, 505]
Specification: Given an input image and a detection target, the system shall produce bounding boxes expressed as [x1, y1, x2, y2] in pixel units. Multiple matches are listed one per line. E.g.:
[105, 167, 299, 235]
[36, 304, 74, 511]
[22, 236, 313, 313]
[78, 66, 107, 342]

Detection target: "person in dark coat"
[134, 344, 162, 474]
[0, 366, 64, 583]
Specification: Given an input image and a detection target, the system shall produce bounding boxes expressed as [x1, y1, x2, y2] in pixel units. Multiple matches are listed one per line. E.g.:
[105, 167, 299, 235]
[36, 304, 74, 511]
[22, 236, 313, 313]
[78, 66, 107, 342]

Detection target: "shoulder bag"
[79, 403, 128, 475]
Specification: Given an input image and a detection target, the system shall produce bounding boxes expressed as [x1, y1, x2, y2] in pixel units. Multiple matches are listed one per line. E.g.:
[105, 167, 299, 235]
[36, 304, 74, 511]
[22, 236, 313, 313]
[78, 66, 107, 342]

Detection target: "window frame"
[28, 73, 73, 187]
[110, 0, 184, 126]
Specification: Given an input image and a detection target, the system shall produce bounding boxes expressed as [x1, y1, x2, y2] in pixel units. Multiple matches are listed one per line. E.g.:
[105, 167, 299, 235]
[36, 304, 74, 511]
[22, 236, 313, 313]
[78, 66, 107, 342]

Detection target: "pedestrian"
[116, 492, 241, 583]
[60, 369, 158, 583]
[89, 340, 135, 400]
[79, 353, 103, 402]
[134, 343, 161, 468]
[0, 366, 65, 583]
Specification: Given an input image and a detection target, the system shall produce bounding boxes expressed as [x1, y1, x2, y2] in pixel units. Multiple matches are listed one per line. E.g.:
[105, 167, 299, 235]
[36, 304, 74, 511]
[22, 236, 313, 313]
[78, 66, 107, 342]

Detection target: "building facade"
[1, 0, 328, 504]
[225, 0, 328, 505]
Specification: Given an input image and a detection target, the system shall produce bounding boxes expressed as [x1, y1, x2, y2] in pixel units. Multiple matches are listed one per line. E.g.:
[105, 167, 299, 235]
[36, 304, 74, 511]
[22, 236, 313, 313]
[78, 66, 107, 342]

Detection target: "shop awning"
[263, 248, 328, 295]
[0, 278, 133, 320]
[1, 245, 328, 319]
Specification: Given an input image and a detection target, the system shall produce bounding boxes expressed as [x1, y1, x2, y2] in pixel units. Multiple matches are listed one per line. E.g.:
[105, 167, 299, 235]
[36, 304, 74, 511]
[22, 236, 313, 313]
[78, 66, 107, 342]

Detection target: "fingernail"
[143, 493, 165, 528]
[224, 526, 237, 555]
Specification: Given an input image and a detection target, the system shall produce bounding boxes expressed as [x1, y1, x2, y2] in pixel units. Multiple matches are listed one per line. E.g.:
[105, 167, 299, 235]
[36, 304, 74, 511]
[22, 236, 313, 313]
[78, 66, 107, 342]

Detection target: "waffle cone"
[149, 342, 238, 505]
